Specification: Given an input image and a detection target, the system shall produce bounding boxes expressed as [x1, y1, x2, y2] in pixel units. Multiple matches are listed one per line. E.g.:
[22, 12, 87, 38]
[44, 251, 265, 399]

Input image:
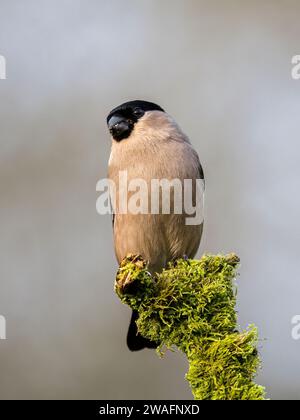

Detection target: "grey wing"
[197, 154, 205, 184]
[109, 196, 115, 228]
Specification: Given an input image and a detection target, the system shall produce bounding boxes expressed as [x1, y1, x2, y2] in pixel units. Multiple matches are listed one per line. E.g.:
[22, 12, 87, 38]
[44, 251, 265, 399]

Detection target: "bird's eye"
[132, 107, 144, 118]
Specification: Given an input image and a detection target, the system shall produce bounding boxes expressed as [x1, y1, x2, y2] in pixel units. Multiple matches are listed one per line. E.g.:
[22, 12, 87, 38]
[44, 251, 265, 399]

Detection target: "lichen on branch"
[115, 253, 266, 400]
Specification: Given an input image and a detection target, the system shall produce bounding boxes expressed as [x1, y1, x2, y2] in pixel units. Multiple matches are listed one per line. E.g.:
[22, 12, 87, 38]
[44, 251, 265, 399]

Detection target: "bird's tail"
[127, 310, 158, 351]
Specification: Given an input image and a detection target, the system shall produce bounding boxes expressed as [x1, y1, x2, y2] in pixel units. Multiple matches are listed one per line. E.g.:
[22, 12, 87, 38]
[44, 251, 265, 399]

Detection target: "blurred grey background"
[0, 0, 299, 400]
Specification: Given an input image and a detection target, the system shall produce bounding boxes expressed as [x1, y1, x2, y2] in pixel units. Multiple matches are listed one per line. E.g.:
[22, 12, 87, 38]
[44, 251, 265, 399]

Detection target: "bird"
[107, 100, 204, 351]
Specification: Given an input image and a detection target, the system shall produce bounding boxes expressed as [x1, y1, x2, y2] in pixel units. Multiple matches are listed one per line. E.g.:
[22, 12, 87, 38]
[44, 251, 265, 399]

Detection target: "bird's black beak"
[108, 115, 133, 141]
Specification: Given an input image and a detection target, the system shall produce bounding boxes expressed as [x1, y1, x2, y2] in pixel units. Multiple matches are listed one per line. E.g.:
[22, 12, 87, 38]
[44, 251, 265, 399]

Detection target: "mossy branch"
[115, 253, 266, 400]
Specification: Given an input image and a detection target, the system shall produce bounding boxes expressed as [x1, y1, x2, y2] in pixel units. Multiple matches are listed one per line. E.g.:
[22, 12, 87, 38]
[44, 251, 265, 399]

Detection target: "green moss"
[115, 253, 266, 400]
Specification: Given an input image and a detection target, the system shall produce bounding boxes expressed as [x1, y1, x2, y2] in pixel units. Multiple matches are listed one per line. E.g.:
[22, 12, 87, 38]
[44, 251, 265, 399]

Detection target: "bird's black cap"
[107, 100, 164, 124]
